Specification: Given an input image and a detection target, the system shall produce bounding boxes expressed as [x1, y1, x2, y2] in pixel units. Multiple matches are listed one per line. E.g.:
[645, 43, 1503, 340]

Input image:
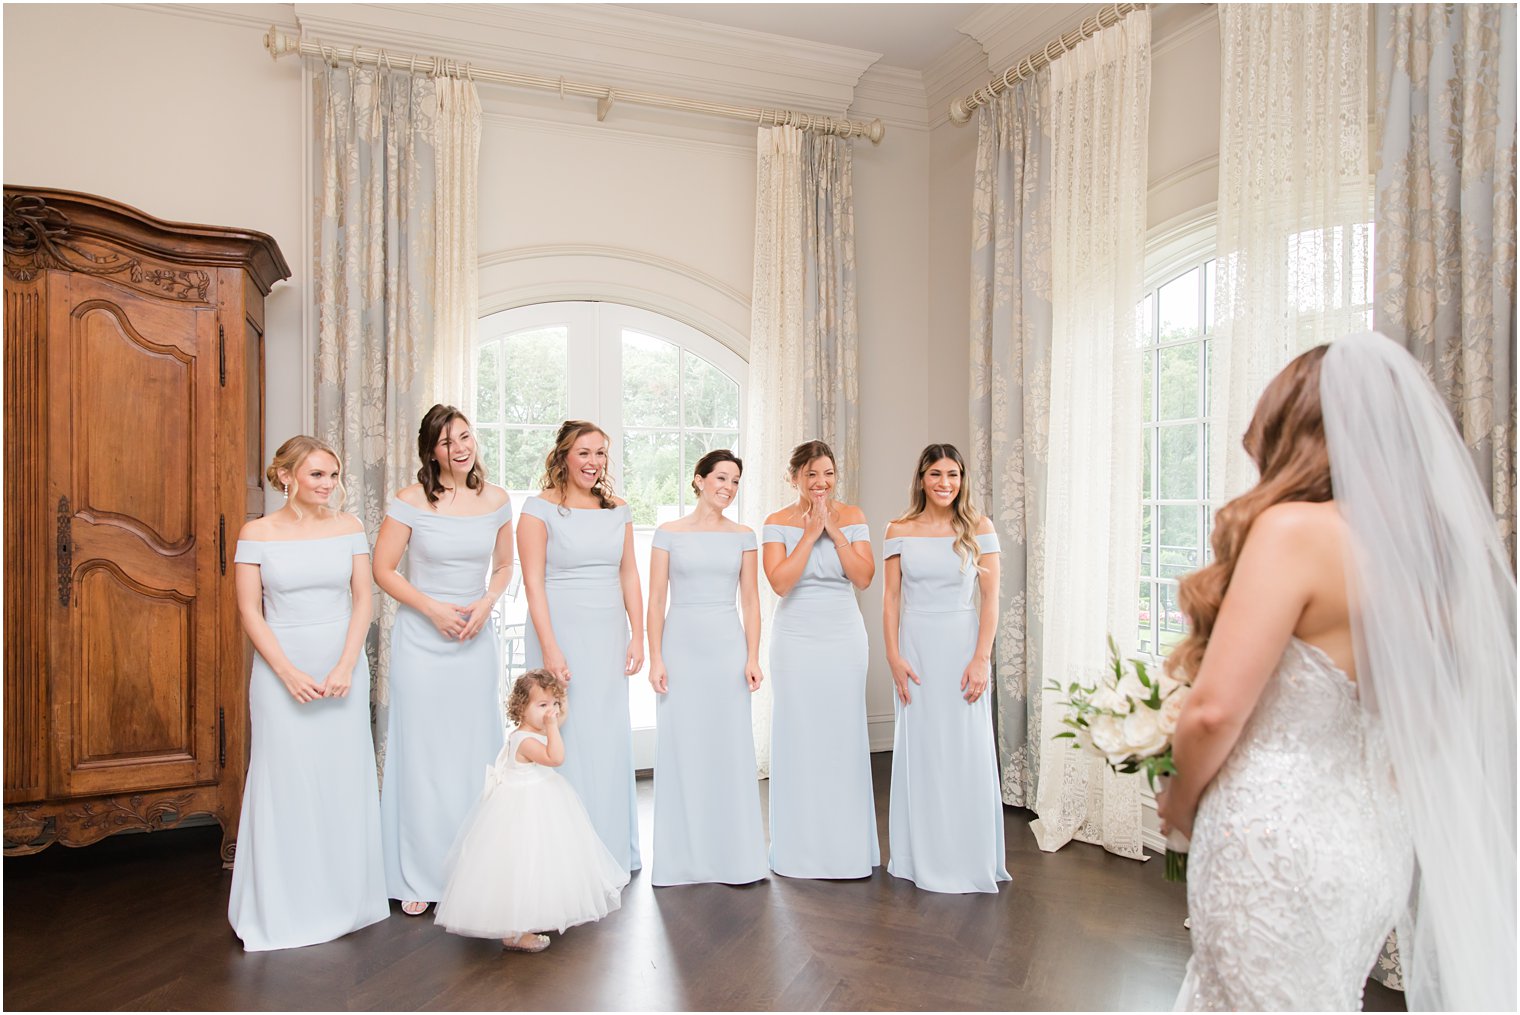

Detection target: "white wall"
[3, 3, 307, 501]
[4, 2, 1221, 757]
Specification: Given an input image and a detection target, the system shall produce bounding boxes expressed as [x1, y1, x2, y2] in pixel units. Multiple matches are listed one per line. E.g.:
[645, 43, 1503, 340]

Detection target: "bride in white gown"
[1158, 332, 1516, 1011]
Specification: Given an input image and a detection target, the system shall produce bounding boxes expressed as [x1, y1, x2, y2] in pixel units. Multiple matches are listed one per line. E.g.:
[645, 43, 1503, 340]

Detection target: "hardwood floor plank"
[3, 754, 1406, 1012]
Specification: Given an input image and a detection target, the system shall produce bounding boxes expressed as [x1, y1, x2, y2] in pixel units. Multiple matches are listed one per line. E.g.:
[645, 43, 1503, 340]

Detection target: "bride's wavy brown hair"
[1166, 345, 1333, 681]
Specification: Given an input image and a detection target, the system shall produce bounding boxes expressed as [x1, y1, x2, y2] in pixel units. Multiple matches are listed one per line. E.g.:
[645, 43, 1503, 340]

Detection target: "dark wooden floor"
[6, 753, 1404, 1011]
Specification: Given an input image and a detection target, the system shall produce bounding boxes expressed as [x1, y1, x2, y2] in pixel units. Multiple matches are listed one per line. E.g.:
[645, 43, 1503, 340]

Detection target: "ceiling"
[615, 3, 988, 70]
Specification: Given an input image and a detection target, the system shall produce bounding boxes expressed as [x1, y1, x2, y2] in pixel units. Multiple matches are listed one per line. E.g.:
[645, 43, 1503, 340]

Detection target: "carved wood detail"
[3, 186, 288, 860]
[4, 788, 224, 854]
[4, 194, 211, 301]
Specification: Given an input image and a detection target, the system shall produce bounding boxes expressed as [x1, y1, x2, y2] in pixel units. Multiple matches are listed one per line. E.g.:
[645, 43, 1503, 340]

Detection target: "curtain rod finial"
[949, 97, 973, 125]
[265, 25, 297, 60]
[866, 118, 885, 144]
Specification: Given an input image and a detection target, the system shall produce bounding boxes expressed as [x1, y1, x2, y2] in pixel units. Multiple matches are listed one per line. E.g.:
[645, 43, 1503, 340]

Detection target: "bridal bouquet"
[1048, 636, 1191, 881]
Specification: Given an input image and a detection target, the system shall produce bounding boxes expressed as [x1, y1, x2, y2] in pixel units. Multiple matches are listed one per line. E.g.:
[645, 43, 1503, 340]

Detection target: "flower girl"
[434, 670, 630, 952]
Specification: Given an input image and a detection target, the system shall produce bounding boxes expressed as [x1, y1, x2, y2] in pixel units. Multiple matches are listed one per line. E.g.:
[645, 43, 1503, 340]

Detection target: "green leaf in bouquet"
[1053, 731, 1076, 739]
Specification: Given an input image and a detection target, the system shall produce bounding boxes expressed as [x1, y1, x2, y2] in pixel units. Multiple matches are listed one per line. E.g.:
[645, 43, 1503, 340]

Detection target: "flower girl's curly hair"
[505, 669, 567, 727]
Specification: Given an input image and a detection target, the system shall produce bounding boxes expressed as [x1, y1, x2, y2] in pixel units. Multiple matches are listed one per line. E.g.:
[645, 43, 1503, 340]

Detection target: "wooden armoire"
[3, 187, 289, 864]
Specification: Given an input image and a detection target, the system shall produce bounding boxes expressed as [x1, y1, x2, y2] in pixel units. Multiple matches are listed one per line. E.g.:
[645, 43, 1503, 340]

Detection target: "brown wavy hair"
[894, 443, 985, 572]
[505, 669, 568, 727]
[416, 404, 486, 507]
[539, 420, 618, 510]
[787, 439, 836, 484]
[1166, 345, 1333, 681]
[266, 435, 345, 518]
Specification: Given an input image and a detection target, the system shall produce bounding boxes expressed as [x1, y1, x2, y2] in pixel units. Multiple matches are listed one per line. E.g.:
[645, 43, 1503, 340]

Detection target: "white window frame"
[474, 301, 747, 769]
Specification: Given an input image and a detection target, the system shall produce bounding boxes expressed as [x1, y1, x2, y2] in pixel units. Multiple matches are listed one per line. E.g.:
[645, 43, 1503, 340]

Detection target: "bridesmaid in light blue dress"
[647, 450, 768, 886]
[373, 405, 515, 914]
[884, 444, 1008, 894]
[762, 439, 879, 879]
[229, 436, 388, 950]
[517, 420, 644, 873]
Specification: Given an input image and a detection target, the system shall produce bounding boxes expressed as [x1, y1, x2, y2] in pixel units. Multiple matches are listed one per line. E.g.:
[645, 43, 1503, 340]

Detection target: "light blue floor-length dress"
[379, 498, 510, 903]
[228, 531, 389, 951]
[885, 531, 1010, 894]
[763, 522, 880, 879]
[521, 496, 641, 873]
[650, 528, 769, 886]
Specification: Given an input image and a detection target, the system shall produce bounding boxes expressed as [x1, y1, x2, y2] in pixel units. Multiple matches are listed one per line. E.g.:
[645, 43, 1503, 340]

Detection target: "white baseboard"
[868, 712, 895, 752]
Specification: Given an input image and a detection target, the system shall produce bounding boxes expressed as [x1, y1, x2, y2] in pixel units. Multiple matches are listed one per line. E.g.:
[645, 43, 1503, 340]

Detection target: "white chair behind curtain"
[1029, 12, 1150, 859]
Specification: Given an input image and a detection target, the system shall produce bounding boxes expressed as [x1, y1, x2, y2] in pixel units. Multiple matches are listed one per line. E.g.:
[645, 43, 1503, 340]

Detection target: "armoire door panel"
[49, 274, 220, 797]
[71, 296, 197, 548]
[74, 565, 198, 771]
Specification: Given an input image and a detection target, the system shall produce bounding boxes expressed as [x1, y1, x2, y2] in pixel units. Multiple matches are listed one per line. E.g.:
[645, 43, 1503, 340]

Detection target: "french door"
[475, 301, 745, 768]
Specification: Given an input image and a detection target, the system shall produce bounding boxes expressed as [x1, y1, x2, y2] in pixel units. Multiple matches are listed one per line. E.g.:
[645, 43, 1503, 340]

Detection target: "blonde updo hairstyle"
[266, 435, 345, 519]
[505, 668, 569, 727]
[540, 419, 619, 510]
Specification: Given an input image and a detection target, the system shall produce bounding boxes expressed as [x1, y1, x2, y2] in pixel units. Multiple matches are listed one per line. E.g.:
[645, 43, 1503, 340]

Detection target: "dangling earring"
[283, 483, 290, 499]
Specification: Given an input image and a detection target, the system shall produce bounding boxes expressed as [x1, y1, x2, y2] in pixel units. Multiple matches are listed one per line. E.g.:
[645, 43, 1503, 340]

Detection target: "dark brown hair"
[786, 439, 836, 483]
[1167, 345, 1332, 681]
[692, 449, 743, 495]
[505, 669, 567, 727]
[539, 420, 618, 510]
[416, 404, 486, 507]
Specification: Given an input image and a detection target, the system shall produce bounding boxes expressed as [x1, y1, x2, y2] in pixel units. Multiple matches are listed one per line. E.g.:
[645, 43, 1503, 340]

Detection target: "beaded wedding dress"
[1174, 638, 1411, 1010]
[1177, 333, 1516, 1011]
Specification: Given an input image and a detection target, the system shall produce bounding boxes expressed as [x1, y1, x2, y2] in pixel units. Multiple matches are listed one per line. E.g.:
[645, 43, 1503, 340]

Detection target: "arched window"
[474, 301, 746, 765]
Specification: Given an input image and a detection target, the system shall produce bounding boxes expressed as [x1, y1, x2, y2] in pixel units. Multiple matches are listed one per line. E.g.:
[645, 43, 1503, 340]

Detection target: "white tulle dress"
[434, 728, 630, 939]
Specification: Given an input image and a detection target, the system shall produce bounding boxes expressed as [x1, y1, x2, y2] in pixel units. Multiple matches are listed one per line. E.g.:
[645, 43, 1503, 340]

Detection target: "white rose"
[1122, 706, 1170, 760]
[1157, 684, 1190, 737]
[1088, 713, 1128, 763]
[1090, 684, 1126, 714]
[1117, 672, 1149, 703]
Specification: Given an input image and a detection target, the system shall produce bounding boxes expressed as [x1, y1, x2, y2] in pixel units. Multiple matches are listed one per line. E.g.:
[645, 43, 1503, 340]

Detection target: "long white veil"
[1320, 332, 1516, 1011]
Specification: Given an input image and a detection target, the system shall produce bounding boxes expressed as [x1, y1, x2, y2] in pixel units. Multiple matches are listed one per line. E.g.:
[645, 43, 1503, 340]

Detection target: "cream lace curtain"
[1374, 3, 1517, 563]
[311, 62, 482, 767]
[744, 124, 859, 777]
[968, 74, 1053, 810]
[1029, 12, 1150, 859]
[1212, 4, 1372, 501]
[432, 76, 482, 417]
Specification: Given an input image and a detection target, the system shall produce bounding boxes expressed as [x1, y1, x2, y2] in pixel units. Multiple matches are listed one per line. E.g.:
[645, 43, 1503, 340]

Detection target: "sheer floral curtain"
[1212, 4, 1372, 501]
[1028, 12, 1150, 859]
[1374, 3, 1517, 563]
[744, 124, 859, 776]
[432, 76, 482, 417]
[967, 74, 1052, 810]
[311, 62, 481, 767]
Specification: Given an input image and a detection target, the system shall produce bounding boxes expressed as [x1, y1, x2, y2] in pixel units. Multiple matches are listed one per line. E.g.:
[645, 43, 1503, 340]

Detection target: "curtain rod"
[264, 26, 885, 145]
[948, 3, 1148, 124]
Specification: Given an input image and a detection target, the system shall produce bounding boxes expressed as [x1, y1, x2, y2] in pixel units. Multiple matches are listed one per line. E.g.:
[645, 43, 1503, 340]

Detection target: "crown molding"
[1151, 2, 1217, 58]
[850, 64, 930, 132]
[125, 3, 298, 33]
[957, 3, 1106, 72]
[925, 36, 992, 128]
[292, 3, 881, 115]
